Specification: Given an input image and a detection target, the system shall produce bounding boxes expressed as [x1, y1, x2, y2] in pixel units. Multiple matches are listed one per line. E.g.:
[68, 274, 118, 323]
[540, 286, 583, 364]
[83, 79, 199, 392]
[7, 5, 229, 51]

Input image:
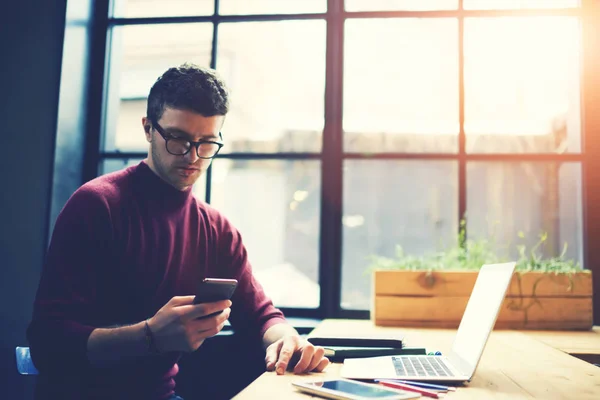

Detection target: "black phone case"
[193, 281, 237, 304]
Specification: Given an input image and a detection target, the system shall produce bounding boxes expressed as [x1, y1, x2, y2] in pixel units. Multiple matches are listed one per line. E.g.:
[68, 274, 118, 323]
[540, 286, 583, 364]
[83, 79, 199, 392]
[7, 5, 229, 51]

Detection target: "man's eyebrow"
[164, 127, 220, 140]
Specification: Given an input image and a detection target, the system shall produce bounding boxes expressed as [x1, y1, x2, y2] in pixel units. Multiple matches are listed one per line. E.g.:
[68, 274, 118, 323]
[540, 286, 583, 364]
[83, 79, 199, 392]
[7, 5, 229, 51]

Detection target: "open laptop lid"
[448, 262, 516, 379]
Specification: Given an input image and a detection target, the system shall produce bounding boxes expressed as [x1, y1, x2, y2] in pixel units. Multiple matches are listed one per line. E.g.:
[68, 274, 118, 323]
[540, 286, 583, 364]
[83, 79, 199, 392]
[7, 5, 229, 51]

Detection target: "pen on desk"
[374, 379, 453, 392]
[377, 380, 441, 399]
[394, 380, 456, 392]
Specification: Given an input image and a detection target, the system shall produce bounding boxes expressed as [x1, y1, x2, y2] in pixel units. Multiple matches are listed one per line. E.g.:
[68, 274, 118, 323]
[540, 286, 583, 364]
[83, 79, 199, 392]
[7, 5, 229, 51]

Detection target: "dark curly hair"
[146, 63, 229, 122]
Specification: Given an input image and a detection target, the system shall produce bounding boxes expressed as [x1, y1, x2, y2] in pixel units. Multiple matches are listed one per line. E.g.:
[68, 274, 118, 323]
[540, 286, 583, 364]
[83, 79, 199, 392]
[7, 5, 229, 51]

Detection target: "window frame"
[83, 0, 600, 322]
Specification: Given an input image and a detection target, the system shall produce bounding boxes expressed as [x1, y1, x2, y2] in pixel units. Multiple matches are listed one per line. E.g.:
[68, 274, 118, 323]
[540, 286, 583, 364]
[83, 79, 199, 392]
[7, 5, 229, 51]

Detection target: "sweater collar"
[132, 160, 193, 206]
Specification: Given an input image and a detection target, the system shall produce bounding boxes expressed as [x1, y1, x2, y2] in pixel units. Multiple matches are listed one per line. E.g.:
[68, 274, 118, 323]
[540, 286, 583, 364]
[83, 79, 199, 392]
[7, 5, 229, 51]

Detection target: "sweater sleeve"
[216, 218, 287, 340]
[27, 185, 113, 373]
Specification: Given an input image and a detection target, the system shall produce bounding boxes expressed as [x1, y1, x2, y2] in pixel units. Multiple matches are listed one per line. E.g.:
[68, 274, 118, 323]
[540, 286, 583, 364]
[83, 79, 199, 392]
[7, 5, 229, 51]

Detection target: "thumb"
[265, 340, 283, 371]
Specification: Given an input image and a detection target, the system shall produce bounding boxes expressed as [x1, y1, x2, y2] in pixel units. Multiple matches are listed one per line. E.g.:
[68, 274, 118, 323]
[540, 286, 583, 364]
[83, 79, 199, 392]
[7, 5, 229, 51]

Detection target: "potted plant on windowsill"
[368, 221, 593, 330]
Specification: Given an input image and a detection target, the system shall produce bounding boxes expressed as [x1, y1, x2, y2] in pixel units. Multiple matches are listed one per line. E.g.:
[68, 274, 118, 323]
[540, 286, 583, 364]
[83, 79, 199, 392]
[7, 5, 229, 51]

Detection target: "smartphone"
[193, 278, 238, 304]
[292, 379, 419, 400]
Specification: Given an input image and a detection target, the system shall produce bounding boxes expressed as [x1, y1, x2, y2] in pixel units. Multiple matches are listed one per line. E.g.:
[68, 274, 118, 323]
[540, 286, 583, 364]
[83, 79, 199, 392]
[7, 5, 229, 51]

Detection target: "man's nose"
[185, 145, 200, 163]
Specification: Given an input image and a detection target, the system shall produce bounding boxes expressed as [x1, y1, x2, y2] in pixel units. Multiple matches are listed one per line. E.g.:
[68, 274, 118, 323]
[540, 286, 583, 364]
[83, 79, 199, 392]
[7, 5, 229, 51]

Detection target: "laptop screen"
[450, 262, 516, 375]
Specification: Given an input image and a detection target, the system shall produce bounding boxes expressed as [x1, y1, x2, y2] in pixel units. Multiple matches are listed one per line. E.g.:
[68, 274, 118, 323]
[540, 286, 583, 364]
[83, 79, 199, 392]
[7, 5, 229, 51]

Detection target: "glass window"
[466, 162, 583, 266]
[98, 1, 586, 317]
[216, 21, 326, 154]
[105, 23, 213, 152]
[464, 17, 581, 153]
[101, 158, 143, 175]
[342, 160, 458, 310]
[345, 0, 458, 11]
[344, 19, 459, 153]
[463, 0, 579, 10]
[210, 159, 321, 308]
[220, 0, 326, 15]
[111, 0, 214, 18]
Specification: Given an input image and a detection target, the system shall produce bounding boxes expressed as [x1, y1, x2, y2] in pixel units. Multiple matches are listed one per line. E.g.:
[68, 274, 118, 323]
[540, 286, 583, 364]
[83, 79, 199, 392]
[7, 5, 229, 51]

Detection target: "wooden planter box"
[372, 270, 593, 330]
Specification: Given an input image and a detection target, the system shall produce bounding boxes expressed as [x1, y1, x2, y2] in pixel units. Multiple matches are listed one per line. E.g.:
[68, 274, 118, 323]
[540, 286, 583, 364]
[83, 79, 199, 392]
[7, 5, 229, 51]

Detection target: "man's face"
[142, 107, 225, 191]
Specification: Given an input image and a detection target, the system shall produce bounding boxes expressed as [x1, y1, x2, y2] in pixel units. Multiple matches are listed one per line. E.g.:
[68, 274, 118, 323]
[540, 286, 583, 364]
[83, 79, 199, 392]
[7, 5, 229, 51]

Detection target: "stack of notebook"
[307, 336, 426, 362]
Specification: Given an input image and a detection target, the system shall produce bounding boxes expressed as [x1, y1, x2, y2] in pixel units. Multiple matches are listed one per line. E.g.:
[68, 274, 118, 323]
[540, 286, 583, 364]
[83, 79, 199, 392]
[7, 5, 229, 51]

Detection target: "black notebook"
[307, 336, 404, 349]
[321, 346, 426, 361]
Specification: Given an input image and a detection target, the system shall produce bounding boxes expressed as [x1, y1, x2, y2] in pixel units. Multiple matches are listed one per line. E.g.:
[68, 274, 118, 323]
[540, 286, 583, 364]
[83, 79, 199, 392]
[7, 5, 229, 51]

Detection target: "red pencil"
[378, 380, 441, 399]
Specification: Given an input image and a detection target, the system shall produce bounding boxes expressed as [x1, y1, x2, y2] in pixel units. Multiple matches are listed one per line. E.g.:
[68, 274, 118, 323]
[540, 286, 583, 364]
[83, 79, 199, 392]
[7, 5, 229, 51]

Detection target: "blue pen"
[395, 380, 456, 391]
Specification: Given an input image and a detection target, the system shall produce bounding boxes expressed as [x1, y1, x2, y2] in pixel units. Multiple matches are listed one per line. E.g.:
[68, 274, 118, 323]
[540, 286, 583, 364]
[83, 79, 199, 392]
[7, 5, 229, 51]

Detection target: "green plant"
[367, 220, 584, 275]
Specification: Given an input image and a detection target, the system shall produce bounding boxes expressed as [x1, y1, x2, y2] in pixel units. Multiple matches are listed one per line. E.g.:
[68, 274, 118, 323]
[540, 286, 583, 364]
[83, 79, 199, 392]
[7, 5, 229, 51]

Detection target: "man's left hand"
[265, 335, 330, 375]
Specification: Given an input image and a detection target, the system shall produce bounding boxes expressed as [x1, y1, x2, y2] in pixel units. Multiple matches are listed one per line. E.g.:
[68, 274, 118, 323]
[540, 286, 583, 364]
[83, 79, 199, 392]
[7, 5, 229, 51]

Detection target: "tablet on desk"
[292, 378, 419, 400]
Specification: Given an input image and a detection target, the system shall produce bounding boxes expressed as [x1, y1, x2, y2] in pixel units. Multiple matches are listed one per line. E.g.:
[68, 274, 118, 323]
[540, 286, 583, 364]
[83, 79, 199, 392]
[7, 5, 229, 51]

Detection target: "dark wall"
[0, 0, 68, 397]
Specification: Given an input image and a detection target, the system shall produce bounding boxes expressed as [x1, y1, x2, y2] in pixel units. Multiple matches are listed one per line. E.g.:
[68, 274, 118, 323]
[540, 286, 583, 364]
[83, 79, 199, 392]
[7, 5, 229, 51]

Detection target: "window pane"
[220, 0, 326, 15]
[467, 162, 583, 267]
[111, 0, 214, 18]
[464, 0, 579, 9]
[344, 19, 459, 154]
[217, 21, 325, 153]
[345, 0, 458, 11]
[465, 17, 581, 153]
[100, 159, 206, 200]
[210, 159, 321, 308]
[342, 160, 458, 310]
[101, 158, 143, 175]
[106, 24, 213, 152]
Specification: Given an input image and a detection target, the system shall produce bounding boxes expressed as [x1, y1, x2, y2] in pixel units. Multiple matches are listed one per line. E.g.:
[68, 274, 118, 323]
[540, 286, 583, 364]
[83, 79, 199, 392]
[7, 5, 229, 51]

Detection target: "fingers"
[177, 300, 232, 321]
[180, 308, 230, 352]
[293, 344, 315, 374]
[265, 340, 283, 371]
[190, 307, 231, 332]
[315, 357, 330, 372]
[275, 337, 299, 375]
[167, 295, 196, 306]
[304, 346, 326, 373]
[152, 297, 232, 354]
[194, 300, 232, 319]
[197, 316, 229, 339]
[268, 339, 330, 376]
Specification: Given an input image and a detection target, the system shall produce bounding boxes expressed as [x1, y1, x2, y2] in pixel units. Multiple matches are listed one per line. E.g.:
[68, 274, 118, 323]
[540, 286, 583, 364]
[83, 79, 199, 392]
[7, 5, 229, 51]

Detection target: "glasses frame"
[150, 118, 224, 159]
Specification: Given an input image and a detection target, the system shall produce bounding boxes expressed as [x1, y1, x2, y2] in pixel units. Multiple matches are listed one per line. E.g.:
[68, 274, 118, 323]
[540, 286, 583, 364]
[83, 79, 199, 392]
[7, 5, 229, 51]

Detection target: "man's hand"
[148, 295, 231, 353]
[265, 335, 330, 375]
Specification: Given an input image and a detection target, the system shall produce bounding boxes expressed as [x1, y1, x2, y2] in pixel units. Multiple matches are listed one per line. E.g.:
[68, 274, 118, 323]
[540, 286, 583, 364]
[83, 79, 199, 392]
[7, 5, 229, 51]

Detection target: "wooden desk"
[235, 319, 600, 400]
[526, 326, 600, 365]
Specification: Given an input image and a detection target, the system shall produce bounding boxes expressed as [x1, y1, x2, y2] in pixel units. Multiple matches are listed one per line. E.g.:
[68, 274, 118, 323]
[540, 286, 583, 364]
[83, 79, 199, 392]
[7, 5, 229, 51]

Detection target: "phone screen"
[306, 380, 402, 398]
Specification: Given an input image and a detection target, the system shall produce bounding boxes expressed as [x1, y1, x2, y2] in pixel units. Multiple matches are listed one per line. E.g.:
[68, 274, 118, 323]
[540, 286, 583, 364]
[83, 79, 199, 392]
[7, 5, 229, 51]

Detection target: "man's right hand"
[147, 295, 231, 353]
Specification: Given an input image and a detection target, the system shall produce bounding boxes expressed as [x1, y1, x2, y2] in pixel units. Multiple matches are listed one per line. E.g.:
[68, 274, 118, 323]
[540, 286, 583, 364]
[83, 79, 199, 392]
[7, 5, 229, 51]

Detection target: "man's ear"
[142, 117, 152, 142]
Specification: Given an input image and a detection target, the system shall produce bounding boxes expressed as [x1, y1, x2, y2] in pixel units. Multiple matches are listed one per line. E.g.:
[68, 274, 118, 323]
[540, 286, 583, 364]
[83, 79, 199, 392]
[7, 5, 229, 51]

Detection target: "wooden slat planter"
[372, 270, 593, 330]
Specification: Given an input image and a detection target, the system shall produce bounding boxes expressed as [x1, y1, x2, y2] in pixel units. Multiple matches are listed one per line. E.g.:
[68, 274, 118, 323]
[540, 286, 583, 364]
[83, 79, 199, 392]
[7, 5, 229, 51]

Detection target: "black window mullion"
[205, 0, 220, 205]
[581, 0, 600, 324]
[458, 1, 467, 244]
[100, 152, 585, 162]
[319, 0, 344, 319]
[83, 0, 111, 182]
[107, 9, 583, 26]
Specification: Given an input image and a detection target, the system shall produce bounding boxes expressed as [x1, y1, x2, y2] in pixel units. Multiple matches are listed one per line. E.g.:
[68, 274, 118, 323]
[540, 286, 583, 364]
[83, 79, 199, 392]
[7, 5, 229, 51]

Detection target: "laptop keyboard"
[392, 356, 454, 377]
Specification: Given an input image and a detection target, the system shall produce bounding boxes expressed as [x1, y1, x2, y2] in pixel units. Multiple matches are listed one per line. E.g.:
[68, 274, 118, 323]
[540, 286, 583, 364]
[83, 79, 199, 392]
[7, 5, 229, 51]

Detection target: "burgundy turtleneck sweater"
[27, 161, 286, 399]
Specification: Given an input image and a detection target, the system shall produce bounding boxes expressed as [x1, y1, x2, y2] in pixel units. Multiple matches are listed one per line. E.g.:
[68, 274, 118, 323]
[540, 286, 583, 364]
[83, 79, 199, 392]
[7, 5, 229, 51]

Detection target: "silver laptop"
[341, 262, 516, 383]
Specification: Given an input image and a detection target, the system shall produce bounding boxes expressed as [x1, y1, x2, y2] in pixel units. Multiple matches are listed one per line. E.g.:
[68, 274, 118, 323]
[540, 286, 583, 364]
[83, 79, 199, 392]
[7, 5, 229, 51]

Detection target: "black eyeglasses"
[150, 118, 224, 159]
